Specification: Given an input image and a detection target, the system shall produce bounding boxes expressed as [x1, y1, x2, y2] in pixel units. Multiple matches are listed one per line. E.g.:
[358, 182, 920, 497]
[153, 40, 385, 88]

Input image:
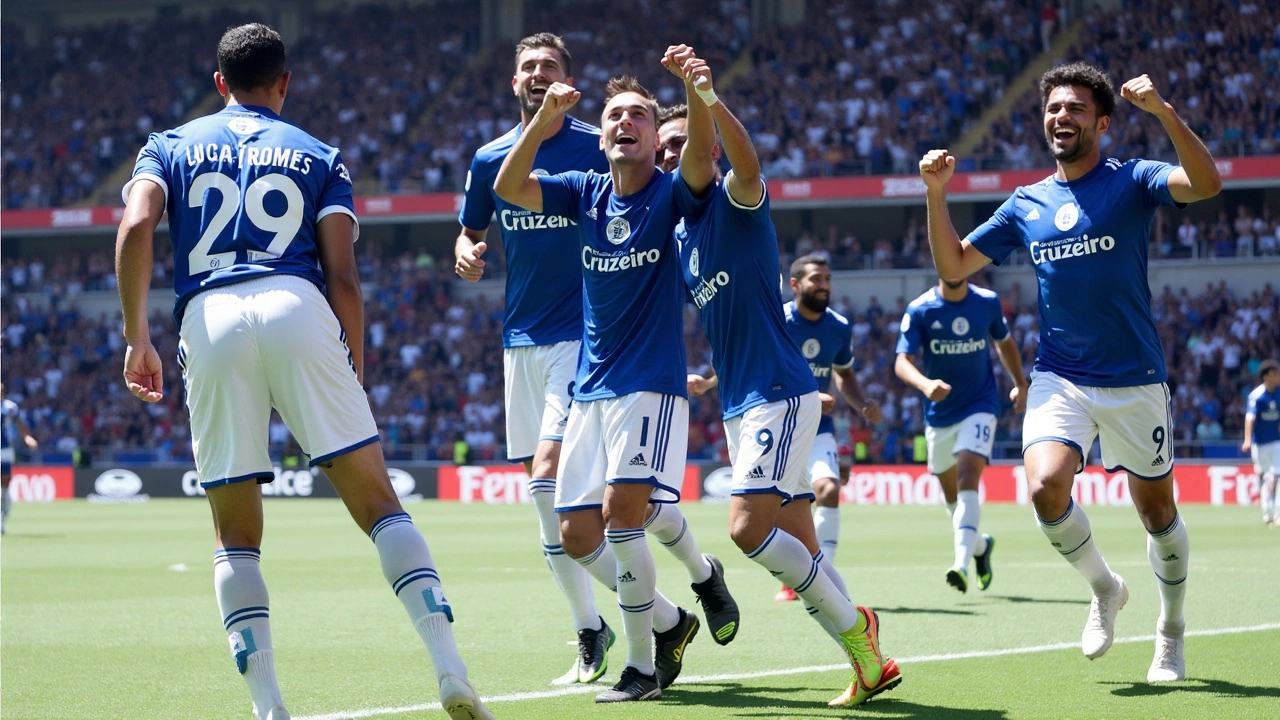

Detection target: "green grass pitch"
[2, 500, 1277, 719]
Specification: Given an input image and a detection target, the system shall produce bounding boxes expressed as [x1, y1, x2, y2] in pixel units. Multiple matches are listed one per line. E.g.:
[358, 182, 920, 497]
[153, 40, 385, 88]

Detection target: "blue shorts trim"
[555, 503, 603, 514]
[202, 471, 275, 490]
[1023, 436, 1085, 472]
[310, 434, 380, 467]
[606, 477, 682, 503]
[1104, 464, 1173, 482]
[536, 434, 565, 443]
[507, 454, 535, 464]
[784, 492, 816, 507]
[732, 487, 791, 502]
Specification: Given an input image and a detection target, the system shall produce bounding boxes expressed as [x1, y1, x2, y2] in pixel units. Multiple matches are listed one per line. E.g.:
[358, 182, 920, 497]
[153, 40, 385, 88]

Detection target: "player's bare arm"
[454, 227, 488, 282]
[663, 45, 715, 196]
[894, 353, 952, 403]
[994, 335, 1029, 414]
[494, 82, 581, 212]
[919, 149, 995, 280]
[834, 365, 883, 423]
[707, 86, 765, 208]
[317, 213, 365, 384]
[1120, 75, 1222, 204]
[16, 415, 37, 450]
[687, 373, 718, 397]
[115, 179, 167, 403]
[1242, 414, 1255, 454]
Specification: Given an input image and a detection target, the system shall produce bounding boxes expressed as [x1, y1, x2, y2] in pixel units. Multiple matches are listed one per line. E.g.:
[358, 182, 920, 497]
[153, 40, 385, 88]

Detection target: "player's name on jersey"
[184, 143, 317, 174]
[581, 246, 661, 273]
[930, 337, 988, 355]
[499, 207, 577, 231]
[690, 271, 731, 309]
[1027, 233, 1115, 265]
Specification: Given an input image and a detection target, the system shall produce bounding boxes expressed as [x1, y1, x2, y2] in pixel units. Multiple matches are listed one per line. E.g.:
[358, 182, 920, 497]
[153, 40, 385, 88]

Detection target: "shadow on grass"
[1103, 679, 1280, 699]
[0, 532, 67, 539]
[661, 682, 1008, 719]
[981, 594, 1090, 607]
[874, 606, 977, 617]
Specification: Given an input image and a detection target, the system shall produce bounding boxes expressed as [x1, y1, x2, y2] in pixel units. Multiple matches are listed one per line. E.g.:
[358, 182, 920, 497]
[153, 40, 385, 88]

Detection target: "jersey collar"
[221, 104, 282, 120]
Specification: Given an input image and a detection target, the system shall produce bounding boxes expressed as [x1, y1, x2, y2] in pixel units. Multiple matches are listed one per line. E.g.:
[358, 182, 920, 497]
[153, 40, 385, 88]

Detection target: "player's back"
[125, 104, 356, 321]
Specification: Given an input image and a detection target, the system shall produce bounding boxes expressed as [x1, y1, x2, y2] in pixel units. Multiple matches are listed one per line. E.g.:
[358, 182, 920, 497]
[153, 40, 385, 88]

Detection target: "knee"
[1028, 472, 1071, 521]
[216, 526, 263, 549]
[729, 512, 770, 554]
[1135, 499, 1177, 534]
[529, 442, 561, 479]
[813, 479, 840, 506]
[559, 518, 598, 559]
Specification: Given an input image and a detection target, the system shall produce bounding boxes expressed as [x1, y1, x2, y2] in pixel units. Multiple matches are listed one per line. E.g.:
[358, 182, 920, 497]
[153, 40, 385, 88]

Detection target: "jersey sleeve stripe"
[832, 358, 854, 370]
[723, 177, 767, 211]
[317, 205, 361, 243]
[122, 173, 169, 204]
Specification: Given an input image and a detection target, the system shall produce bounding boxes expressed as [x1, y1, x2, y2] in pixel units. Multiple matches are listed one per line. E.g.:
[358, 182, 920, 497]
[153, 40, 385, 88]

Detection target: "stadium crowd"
[3, 247, 1275, 467]
[7, 0, 1280, 209]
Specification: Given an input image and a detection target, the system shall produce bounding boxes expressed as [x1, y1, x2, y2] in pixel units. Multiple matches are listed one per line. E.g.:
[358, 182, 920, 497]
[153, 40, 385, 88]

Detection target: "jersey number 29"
[188, 172, 304, 274]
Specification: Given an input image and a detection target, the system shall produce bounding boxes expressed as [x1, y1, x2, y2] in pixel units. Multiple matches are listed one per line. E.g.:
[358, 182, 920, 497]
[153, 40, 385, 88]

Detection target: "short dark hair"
[658, 103, 688, 127]
[1039, 62, 1115, 118]
[790, 254, 829, 280]
[604, 76, 658, 121]
[217, 23, 287, 93]
[515, 32, 572, 77]
[1261, 359, 1280, 379]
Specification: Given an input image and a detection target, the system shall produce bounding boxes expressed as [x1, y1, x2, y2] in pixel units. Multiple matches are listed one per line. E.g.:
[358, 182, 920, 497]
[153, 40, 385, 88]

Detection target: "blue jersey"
[1247, 384, 1280, 445]
[784, 301, 854, 435]
[539, 169, 705, 400]
[460, 118, 609, 348]
[967, 157, 1180, 387]
[896, 285, 1010, 427]
[677, 182, 816, 419]
[126, 104, 357, 322]
[1, 399, 18, 451]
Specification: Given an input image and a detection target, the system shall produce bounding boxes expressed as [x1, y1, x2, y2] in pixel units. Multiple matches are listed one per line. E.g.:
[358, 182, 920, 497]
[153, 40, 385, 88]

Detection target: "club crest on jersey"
[689, 248, 700, 276]
[802, 338, 821, 359]
[951, 317, 970, 335]
[227, 117, 261, 135]
[1054, 202, 1079, 231]
[605, 217, 631, 245]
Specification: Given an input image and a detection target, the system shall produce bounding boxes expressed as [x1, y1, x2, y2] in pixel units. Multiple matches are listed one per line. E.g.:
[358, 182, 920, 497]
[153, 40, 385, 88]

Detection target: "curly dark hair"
[1039, 62, 1116, 118]
[217, 23, 287, 93]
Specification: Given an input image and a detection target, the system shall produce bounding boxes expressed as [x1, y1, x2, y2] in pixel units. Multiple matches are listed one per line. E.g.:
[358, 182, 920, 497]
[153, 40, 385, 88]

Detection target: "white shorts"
[504, 341, 579, 462]
[179, 275, 380, 489]
[554, 392, 688, 511]
[1253, 441, 1280, 476]
[0, 447, 14, 464]
[1022, 370, 1173, 480]
[926, 412, 998, 474]
[726, 393, 821, 505]
[804, 431, 842, 485]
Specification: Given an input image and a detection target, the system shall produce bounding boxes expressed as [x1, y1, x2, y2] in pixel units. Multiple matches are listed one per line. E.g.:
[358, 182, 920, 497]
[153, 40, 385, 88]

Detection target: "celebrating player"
[493, 49, 735, 703]
[774, 255, 882, 603]
[116, 24, 491, 720]
[920, 63, 1222, 682]
[1242, 359, 1280, 525]
[669, 52, 900, 707]
[1, 382, 39, 535]
[455, 32, 616, 686]
[895, 279, 1027, 592]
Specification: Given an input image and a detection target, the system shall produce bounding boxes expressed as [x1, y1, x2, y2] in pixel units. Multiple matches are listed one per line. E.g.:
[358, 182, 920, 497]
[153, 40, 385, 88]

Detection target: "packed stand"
[969, 0, 1280, 171]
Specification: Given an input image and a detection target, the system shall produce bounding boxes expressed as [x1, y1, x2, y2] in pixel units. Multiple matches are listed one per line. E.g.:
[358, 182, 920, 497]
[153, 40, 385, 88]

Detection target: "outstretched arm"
[711, 98, 764, 208]
[494, 83, 581, 212]
[1120, 75, 1222, 203]
[920, 150, 994, 279]
[663, 45, 715, 196]
[116, 180, 167, 403]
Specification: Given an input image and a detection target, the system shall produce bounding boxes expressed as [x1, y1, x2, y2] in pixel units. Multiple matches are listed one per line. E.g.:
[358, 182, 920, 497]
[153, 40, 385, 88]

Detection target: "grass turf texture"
[2, 500, 1277, 719]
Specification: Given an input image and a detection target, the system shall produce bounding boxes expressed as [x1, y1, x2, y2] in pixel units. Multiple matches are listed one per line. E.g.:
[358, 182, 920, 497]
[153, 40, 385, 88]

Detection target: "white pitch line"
[295, 622, 1280, 720]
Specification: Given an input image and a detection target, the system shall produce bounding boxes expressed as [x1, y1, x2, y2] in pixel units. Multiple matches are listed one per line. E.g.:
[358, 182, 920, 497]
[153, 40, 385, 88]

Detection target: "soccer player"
[895, 279, 1028, 592]
[456, 34, 735, 685]
[920, 64, 1222, 682]
[116, 24, 491, 720]
[667, 54, 900, 708]
[1, 383, 39, 535]
[1242, 360, 1280, 525]
[774, 255, 883, 603]
[493, 49, 734, 703]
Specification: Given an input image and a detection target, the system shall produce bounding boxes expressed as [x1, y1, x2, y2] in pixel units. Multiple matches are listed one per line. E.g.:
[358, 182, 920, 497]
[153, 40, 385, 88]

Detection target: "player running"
[457, 34, 736, 686]
[1242, 360, 1280, 526]
[493, 48, 734, 703]
[669, 52, 900, 707]
[920, 63, 1221, 682]
[117, 24, 492, 720]
[1, 383, 39, 535]
[774, 255, 882, 603]
[895, 279, 1028, 593]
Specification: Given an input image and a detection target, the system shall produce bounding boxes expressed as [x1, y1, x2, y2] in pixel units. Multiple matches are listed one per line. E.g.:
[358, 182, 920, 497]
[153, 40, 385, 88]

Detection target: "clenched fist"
[920, 149, 956, 190]
[1120, 74, 1170, 117]
[532, 82, 581, 127]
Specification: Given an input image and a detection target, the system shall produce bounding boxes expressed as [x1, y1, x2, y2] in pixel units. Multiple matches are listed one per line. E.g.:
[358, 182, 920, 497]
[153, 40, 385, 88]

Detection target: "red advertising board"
[437, 465, 701, 504]
[841, 463, 1263, 506]
[7, 466, 75, 502]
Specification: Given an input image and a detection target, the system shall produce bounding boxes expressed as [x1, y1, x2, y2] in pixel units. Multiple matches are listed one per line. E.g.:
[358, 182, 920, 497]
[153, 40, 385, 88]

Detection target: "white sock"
[213, 548, 285, 717]
[804, 550, 853, 655]
[746, 528, 858, 633]
[954, 489, 981, 568]
[813, 506, 841, 560]
[607, 528, 657, 676]
[1037, 500, 1117, 596]
[1263, 478, 1276, 520]
[815, 550, 849, 599]
[369, 512, 468, 681]
[531, 480, 599, 631]
[644, 503, 712, 583]
[575, 538, 679, 632]
[1147, 513, 1189, 626]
